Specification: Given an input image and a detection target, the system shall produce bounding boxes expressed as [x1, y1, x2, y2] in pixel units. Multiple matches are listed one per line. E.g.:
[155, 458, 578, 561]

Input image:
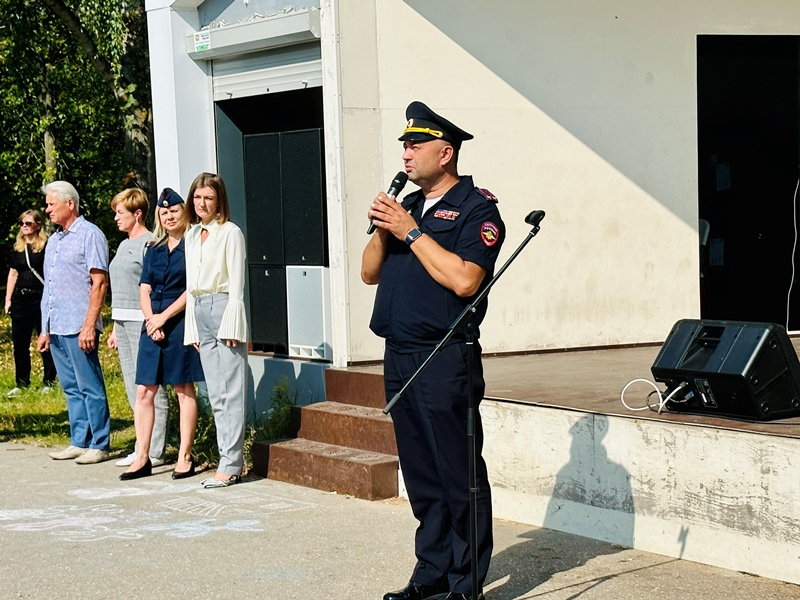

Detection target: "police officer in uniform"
[362, 101, 505, 600]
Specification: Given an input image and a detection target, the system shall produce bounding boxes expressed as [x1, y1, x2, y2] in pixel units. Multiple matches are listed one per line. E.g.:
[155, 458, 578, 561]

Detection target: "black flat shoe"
[383, 581, 448, 600]
[119, 459, 152, 481]
[171, 460, 195, 480]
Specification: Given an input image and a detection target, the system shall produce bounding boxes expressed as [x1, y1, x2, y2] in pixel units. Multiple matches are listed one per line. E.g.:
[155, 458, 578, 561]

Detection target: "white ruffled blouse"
[183, 219, 248, 344]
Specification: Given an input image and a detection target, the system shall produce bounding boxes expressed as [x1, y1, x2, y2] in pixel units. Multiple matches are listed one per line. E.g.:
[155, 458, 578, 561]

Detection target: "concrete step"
[295, 401, 398, 456]
[324, 367, 385, 409]
[263, 438, 398, 500]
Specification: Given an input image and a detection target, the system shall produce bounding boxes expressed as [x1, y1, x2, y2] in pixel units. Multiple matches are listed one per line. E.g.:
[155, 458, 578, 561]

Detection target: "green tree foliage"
[0, 0, 152, 253]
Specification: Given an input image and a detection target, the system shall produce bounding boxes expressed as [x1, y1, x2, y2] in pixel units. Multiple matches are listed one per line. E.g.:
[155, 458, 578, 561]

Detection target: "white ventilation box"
[286, 266, 331, 360]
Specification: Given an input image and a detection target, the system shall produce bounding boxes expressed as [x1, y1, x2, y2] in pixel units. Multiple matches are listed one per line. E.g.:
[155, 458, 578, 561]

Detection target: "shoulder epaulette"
[475, 187, 498, 203]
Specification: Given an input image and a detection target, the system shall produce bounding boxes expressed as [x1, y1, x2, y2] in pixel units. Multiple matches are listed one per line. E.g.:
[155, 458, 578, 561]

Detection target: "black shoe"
[171, 460, 195, 480]
[427, 593, 485, 600]
[383, 581, 449, 600]
[119, 459, 152, 481]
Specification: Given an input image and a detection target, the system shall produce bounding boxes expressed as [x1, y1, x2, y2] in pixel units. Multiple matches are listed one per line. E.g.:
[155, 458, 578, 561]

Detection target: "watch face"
[406, 228, 422, 244]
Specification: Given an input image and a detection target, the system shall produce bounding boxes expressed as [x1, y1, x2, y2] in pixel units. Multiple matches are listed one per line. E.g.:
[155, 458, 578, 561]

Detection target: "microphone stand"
[384, 210, 545, 599]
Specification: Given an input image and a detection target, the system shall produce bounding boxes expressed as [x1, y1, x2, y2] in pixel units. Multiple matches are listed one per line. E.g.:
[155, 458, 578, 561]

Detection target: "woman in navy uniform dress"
[120, 188, 204, 481]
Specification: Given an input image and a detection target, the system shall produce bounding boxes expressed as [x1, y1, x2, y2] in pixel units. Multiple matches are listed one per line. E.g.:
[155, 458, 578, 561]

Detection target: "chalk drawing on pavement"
[68, 481, 199, 501]
[158, 496, 230, 517]
[139, 519, 263, 538]
[2, 485, 316, 542]
[206, 488, 317, 513]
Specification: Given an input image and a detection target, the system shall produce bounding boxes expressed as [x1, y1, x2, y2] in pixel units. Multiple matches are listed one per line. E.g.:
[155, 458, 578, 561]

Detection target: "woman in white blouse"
[184, 173, 248, 488]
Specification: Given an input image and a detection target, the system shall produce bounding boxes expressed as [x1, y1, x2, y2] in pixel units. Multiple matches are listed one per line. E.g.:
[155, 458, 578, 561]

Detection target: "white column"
[320, 0, 349, 368]
[146, 0, 216, 195]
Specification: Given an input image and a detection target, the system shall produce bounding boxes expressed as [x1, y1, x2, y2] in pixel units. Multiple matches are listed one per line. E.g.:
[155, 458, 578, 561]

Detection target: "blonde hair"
[13, 210, 48, 253]
[153, 203, 190, 245]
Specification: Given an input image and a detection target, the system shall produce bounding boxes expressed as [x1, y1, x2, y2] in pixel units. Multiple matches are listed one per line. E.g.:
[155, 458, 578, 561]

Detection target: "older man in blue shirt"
[37, 181, 112, 464]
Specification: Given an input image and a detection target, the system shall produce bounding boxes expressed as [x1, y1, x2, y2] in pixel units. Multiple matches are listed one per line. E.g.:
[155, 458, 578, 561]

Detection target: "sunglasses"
[19, 221, 36, 227]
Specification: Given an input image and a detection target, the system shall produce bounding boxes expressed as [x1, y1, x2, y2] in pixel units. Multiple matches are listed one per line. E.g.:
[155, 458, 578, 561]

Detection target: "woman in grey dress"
[107, 188, 169, 468]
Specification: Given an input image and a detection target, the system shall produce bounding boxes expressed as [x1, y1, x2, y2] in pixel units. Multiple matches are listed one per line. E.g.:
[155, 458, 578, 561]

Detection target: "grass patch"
[0, 305, 299, 474]
[243, 376, 297, 464]
[0, 309, 135, 448]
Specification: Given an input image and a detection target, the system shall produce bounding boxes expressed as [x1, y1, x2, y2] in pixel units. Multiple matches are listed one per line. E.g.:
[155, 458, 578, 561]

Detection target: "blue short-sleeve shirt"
[41, 216, 109, 335]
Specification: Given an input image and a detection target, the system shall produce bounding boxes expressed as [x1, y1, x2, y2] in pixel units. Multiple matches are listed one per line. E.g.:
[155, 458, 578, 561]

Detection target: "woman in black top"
[4, 210, 57, 396]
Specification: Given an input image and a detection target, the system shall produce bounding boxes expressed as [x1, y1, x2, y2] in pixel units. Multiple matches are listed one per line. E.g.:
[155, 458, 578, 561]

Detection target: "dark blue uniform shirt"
[370, 175, 505, 351]
[136, 237, 204, 386]
[139, 238, 186, 312]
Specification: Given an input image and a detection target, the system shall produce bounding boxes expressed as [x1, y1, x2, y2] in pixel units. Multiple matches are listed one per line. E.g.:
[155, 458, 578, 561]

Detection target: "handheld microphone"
[367, 171, 409, 234]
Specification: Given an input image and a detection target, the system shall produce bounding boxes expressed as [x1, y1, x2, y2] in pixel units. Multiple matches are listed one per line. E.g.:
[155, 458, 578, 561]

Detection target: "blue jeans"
[49, 333, 111, 451]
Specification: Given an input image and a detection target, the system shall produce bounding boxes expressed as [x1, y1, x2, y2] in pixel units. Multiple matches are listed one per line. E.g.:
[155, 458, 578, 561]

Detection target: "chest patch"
[433, 209, 460, 221]
[481, 222, 500, 247]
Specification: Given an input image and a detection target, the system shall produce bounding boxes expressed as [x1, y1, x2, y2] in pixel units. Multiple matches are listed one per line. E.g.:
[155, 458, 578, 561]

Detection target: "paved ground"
[1, 441, 799, 600]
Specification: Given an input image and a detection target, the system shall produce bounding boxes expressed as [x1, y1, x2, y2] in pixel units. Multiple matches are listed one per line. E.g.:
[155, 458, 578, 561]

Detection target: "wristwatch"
[405, 227, 423, 245]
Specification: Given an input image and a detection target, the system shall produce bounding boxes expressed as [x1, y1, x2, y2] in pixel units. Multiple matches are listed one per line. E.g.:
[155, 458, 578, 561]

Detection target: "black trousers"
[10, 295, 57, 387]
[384, 342, 493, 594]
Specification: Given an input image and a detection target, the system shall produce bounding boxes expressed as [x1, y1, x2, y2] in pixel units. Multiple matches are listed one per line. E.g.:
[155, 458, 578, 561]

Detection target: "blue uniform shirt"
[140, 238, 187, 313]
[369, 175, 505, 351]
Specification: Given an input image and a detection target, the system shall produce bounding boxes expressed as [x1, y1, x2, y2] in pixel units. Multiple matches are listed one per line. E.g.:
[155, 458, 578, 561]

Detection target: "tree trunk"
[42, 70, 57, 184]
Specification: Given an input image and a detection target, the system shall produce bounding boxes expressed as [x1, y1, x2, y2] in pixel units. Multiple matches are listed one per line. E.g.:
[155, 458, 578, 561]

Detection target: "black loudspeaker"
[281, 129, 327, 266]
[249, 265, 287, 353]
[243, 130, 327, 267]
[244, 134, 283, 264]
[651, 319, 800, 420]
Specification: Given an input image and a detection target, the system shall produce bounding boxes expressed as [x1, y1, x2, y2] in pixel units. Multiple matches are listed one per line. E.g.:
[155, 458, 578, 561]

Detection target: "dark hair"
[185, 172, 230, 225]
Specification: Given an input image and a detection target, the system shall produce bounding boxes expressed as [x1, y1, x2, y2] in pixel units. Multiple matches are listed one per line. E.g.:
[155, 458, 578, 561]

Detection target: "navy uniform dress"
[135, 239, 204, 386]
[370, 175, 505, 594]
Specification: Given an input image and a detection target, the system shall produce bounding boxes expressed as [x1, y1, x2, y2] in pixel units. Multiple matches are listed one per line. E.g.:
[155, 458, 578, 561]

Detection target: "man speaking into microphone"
[361, 101, 505, 600]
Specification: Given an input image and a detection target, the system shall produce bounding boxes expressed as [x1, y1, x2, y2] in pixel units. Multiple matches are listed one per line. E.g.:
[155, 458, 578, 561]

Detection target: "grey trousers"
[194, 294, 247, 476]
[114, 319, 168, 460]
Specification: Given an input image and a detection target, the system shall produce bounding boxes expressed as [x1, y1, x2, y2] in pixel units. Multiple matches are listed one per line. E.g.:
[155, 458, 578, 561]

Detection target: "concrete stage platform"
[479, 343, 800, 587]
[481, 342, 800, 437]
[352, 341, 800, 586]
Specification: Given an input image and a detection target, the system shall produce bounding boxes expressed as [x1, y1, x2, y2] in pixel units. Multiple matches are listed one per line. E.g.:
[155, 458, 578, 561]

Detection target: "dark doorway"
[697, 35, 800, 329]
[215, 88, 326, 353]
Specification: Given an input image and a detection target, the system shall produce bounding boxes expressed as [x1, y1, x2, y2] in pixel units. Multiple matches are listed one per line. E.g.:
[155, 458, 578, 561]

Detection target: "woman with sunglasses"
[4, 210, 57, 397]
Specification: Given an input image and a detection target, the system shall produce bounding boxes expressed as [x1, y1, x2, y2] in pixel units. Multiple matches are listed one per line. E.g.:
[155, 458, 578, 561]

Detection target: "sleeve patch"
[481, 222, 500, 247]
